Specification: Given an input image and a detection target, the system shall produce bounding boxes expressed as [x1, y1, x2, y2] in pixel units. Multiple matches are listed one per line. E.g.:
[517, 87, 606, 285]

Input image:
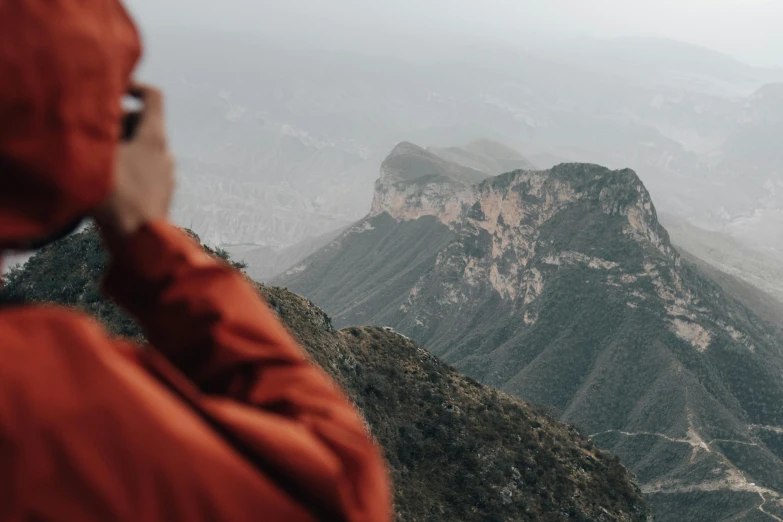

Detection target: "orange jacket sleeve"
[102, 220, 391, 522]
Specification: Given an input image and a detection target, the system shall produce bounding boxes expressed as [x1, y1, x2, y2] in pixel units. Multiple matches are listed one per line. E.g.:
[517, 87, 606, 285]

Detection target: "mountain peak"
[544, 163, 668, 248]
[387, 141, 424, 157]
[373, 157, 674, 265]
[379, 141, 490, 186]
[280, 153, 783, 520]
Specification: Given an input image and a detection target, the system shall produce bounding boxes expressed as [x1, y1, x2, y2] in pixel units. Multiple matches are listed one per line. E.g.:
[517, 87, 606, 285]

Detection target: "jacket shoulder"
[0, 304, 105, 331]
[0, 305, 122, 359]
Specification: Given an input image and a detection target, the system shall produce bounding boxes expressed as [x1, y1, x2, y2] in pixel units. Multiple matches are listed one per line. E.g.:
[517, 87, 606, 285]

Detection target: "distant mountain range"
[0, 226, 650, 522]
[139, 30, 783, 258]
[277, 143, 783, 522]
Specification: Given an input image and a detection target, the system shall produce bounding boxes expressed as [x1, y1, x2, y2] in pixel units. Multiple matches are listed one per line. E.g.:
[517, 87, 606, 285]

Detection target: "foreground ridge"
[1, 225, 650, 521]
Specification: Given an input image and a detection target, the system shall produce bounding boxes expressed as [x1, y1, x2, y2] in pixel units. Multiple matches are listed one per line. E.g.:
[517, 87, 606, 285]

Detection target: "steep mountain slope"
[278, 147, 783, 522]
[710, 83, 783, 259]
[380, 142, 491, 186]
[678, 251, 783, 337]
[718, 84, 783, 184]
[0, 226, 649, 521]
[660, 213, 783, 303]
[215, 140, 534, 282]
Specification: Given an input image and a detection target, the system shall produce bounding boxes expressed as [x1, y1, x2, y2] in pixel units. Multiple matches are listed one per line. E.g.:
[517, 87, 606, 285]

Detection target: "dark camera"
[122, 112, 142, 142]
[121, 91, 144, 142]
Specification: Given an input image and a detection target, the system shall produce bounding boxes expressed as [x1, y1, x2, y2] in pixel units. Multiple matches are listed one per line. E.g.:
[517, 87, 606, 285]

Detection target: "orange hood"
[0, 0, 141, 249]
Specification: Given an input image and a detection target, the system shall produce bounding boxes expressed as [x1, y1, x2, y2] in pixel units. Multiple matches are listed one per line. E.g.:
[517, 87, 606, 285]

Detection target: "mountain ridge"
[278, 143, 783, 522]
[142, 30, 782, 260]
[380, 142, 494, 186]
[0, 225, 650, 521]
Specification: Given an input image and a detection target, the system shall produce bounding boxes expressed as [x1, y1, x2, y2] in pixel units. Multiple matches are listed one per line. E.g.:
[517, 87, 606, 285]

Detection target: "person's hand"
[93, 84, 175, 244]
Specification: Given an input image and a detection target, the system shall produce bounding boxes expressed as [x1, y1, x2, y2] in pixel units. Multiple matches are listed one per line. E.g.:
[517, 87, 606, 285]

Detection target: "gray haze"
[120, 0, 783, 284]
[127, 0, 782, 67]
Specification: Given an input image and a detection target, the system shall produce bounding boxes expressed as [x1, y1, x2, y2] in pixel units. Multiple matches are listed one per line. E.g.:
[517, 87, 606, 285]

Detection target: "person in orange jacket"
[0, 1, 391, 521]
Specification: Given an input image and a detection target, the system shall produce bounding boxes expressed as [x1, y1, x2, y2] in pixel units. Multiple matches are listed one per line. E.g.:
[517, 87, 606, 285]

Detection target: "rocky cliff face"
[278, 144, 783, 522]
[370, 159, 710, 349]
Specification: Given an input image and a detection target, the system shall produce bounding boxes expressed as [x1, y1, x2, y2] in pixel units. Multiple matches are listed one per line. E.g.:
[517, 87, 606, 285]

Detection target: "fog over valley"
[123, 0, 783, 289]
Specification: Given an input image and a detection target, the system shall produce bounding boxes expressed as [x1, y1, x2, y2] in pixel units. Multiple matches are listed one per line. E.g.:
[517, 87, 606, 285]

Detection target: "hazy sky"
[126, 0, 782, 67]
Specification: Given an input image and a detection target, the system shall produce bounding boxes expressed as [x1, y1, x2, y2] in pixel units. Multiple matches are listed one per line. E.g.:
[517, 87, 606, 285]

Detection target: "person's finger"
[125, 83, 164, 120]
[138, 85, 164, 120]
[127, 83, 167, 141]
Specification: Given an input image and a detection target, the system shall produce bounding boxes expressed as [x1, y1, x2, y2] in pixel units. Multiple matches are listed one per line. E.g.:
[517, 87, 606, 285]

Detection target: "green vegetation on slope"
[278, 157, 783, 522]
[0, 225, 649, 521]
